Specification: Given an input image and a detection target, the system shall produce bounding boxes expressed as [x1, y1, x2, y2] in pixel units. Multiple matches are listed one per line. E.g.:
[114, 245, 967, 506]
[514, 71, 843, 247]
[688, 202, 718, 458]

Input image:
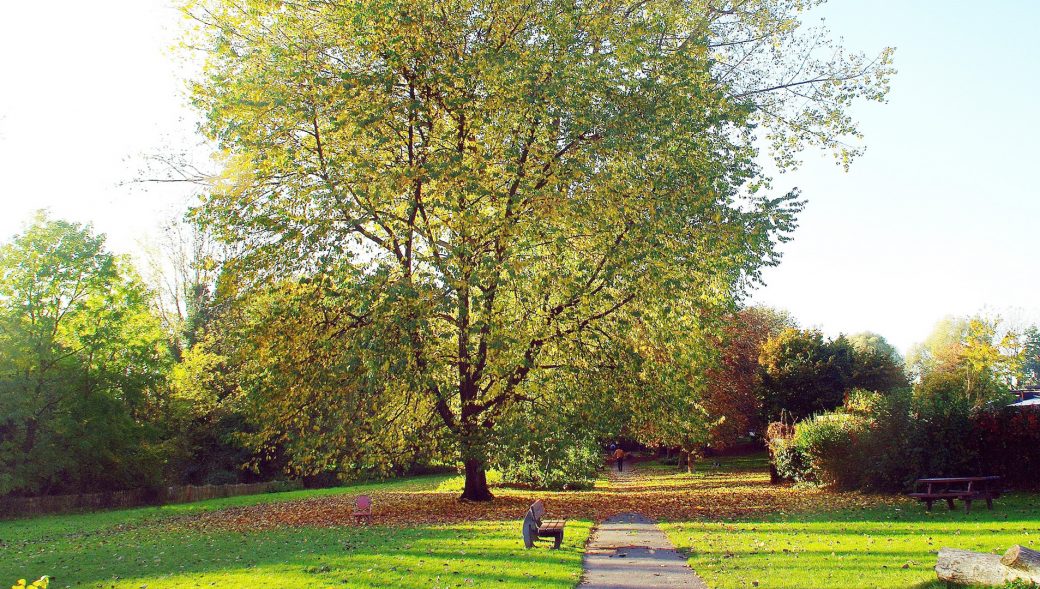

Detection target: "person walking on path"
[613, 447, 625, 472]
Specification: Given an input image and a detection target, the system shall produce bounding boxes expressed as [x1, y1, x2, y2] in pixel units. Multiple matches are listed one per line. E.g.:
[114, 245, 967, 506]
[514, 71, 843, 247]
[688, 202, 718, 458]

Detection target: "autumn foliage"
[174, 456, 895, 533]
[702, 307, 789, 448]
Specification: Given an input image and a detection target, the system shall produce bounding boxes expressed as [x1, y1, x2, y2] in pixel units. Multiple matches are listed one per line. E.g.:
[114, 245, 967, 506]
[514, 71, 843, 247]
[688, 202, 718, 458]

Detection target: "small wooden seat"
[908, 492, 971, 499]
[537, 519, 566, 549]
[353, 495, 372, 524]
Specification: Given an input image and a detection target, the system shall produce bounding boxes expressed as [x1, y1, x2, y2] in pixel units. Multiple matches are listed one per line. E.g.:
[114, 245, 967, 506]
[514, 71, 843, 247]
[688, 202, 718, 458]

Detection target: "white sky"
[1, 1, 1037, 354]
[0, 0, 195, 252]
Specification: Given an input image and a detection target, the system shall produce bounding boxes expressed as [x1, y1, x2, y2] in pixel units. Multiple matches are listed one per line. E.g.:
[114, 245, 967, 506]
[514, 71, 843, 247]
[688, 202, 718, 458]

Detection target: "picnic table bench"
[522, 500, 566, 549]
[909, 476, 1001, 513]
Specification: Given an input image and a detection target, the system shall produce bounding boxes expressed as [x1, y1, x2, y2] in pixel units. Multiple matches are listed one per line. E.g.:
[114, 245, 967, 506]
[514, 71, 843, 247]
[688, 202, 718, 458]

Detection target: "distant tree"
[847, 331, 908, 393]
[140, 215, 224, 359]
[906, 316, 967, 382]
[1020, 326, 1040, 387]
[908, 315, 1022, 408]
[702, 306, 792, 447]
[758, 328, 853, 422]
[0, 213, 170, 495]
[618, 312, 719, 472]
[847, 331, 901, 362]
[136, 215, 267, 486]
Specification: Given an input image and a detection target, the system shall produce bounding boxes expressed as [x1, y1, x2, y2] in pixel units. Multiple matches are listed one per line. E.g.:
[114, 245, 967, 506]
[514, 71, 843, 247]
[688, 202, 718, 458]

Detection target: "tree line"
[5, 211, 1033, 498]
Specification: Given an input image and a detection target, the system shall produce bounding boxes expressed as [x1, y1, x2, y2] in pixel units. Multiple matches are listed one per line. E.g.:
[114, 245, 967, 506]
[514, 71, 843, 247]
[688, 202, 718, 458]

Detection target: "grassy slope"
[1, 473, 591, 589]
[660, 457, 1040, 589]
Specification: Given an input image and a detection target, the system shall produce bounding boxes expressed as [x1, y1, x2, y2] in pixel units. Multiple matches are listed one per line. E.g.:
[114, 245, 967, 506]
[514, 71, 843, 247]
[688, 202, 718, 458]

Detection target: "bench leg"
[986, 498, 993, 510]
[945, 498, 955, 510]
[553, 532, 562, 549]
[964, 499, 972, 514]
[925, 500, 933, 511]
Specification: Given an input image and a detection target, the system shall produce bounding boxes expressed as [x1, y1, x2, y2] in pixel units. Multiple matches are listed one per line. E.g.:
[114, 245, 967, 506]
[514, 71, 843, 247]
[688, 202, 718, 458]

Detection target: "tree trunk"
[936, 547, 1040, 585]
[768, 451, 781, 484]
[686, 451, 694, 473]
[461, 459, 493, 501]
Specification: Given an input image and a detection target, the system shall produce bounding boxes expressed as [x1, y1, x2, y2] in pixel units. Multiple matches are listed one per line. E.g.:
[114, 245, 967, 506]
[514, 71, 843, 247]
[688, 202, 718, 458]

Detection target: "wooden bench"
[909, 476, 1001, 513]
[537, 519, 566, 549]
[522, 500, 566, 549]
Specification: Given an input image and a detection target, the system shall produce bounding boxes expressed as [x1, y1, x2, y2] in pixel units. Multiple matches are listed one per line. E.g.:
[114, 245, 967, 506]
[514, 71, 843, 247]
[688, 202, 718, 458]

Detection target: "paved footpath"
[579, 461, 708, 588]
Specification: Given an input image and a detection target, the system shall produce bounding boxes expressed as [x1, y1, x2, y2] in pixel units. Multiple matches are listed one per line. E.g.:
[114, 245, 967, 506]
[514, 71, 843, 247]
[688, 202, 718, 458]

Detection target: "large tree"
[758, 328, 851, 422]
[183, 0, 892, 499]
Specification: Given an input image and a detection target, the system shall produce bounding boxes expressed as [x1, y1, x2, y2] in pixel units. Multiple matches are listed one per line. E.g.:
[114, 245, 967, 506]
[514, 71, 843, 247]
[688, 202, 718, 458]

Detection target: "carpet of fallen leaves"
[173, 456, 905, 533]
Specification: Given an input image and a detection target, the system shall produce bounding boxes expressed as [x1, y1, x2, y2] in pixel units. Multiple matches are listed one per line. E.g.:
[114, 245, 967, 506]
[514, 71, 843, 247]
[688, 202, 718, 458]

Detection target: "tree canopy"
[182, 0, 893, 499]
[908, 314, 1023, 408]
[758, 328, 906, 423]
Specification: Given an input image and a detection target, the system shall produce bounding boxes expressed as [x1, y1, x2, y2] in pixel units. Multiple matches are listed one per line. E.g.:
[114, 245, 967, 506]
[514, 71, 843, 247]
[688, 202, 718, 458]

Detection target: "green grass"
[663, 492, 1040, 589]
[1, 473, 590, 589]
[9, 456, 1040, 589]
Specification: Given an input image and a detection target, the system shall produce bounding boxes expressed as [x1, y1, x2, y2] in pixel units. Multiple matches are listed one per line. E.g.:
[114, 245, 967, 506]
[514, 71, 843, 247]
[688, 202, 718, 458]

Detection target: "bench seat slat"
[909, 492, 977, 499]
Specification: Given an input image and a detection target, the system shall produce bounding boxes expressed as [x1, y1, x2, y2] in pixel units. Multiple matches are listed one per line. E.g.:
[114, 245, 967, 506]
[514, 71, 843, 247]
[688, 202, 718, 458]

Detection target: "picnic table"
[909, 476, 1001, 513]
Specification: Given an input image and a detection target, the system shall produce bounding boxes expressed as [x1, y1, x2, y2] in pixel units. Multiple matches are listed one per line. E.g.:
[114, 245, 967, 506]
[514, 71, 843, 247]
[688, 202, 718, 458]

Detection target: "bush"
[498, 439, 601, 490]
[765, 387, 1033, 493]
[770, 436, 812, 483]
[844, 389, 917, 491]
[792, 411, 866, 489]
[768, 376, 1040, 493]
[769, 389, 923, 491]
[908, 389, 977, 479]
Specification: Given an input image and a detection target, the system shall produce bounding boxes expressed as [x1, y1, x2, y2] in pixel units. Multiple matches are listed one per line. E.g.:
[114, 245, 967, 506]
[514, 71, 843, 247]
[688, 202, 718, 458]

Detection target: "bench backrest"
[529, 499, 545, 520]
[356, 495, 372, 511]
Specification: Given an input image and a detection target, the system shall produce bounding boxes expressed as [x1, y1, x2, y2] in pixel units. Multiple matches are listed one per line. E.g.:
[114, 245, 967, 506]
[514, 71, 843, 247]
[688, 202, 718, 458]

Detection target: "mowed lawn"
[659, 458, 1040, 589]
[1, 474, 591, 589]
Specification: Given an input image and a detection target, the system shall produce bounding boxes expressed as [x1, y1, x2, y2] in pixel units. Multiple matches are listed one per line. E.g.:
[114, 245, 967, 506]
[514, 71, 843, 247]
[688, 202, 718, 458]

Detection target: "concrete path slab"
[579, 512, 708, 589]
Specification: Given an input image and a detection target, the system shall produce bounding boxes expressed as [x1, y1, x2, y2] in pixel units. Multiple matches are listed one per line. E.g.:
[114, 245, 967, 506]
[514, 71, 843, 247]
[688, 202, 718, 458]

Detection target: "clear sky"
[1, 1, 1037, 353]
